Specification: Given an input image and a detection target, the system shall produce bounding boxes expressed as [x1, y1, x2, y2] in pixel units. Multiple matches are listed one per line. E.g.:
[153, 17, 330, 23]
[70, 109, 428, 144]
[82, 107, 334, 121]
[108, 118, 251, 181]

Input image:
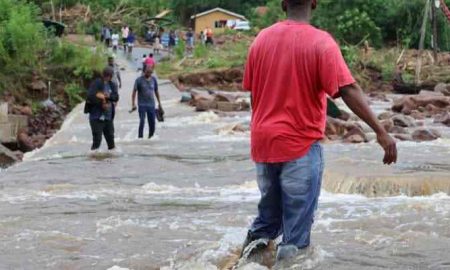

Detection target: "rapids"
[0, 53, 449, 269]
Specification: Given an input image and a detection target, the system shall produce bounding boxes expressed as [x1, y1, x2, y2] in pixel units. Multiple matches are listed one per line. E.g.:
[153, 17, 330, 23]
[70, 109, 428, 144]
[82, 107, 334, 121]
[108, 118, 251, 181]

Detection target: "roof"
[155, 10, 171, 19]
[190, 7, 247, 21]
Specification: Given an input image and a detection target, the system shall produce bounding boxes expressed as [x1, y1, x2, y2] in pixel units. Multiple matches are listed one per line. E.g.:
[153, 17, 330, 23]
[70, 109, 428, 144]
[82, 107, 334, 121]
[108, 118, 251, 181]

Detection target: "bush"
[0, 0, 46, 72]
[194, 44, 208, 58]
[336, 9, 382, 47]
[175, 39, 186, 59]
[64, 83, 84, 108]
[48, 41, 107, 80]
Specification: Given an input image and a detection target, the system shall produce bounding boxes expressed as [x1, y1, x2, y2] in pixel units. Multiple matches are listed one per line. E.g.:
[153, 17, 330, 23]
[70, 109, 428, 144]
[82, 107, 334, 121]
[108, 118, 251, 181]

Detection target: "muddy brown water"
[0, 53, 449, 270]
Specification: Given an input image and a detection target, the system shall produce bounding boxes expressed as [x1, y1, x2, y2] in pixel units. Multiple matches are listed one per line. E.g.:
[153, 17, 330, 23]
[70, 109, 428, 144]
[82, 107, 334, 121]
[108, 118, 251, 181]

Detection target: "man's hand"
[102, 102, 110, 111]
[96, 92, 106, 101]
[158, 104, 164, 115]
[377, 132, 397, 165]
[340, 83, 398, 165]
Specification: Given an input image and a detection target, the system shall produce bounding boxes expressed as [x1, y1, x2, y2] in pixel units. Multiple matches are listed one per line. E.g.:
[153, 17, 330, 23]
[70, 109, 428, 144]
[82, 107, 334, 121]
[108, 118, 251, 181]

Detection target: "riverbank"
[0, 34, 108, 168]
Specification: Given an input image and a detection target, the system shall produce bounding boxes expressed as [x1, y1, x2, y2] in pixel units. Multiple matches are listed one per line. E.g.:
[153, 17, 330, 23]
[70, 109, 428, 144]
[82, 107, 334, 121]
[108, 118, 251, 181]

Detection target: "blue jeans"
[250, 142, 324, 248]
[138, 106, 156, 138]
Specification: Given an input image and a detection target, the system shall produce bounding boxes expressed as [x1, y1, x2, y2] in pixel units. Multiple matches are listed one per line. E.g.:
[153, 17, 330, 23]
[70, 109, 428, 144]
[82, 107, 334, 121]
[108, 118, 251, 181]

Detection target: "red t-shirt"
[145, 57, 155, 68]
[243, 20, 355, 163]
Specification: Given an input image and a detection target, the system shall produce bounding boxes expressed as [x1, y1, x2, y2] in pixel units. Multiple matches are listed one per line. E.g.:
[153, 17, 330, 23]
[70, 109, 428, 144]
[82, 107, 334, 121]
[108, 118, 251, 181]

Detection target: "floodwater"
[0, 52, 449, 270]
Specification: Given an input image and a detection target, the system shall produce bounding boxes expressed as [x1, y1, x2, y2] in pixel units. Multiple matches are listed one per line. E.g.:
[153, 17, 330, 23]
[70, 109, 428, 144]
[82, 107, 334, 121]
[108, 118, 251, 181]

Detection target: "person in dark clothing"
[86, 67, 119, 150]
[168, 30, 176, 54]
[131, 65, 163, 139]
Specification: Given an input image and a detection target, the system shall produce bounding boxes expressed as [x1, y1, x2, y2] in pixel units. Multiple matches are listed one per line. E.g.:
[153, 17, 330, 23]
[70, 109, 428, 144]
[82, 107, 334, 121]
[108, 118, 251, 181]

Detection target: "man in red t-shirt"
[144, 53, 156, 71]
[240, 0, 397, 265]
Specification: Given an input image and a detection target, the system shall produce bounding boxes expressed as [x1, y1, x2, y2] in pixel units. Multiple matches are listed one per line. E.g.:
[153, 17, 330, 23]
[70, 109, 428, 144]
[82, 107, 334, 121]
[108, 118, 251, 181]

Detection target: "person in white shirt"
[121, 26, 129, 51]
[111, 32, 119, 52]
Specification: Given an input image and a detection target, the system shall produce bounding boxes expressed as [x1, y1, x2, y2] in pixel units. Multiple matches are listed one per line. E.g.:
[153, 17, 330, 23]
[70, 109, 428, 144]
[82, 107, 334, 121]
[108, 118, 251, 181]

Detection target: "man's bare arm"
[131, 89, 137, 109]
[339, 83, 397, 165]
[155, 89, 163, 112]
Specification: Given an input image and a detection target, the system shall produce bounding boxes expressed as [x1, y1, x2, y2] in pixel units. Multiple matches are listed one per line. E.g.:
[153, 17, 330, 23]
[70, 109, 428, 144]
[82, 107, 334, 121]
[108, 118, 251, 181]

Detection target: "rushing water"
[0, 54, 449, 270]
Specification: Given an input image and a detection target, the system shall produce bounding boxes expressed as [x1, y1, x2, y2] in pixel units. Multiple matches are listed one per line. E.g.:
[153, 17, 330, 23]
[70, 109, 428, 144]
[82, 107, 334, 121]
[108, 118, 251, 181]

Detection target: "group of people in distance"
[100, 25, 136, 53]
[84, 55, 162, 152]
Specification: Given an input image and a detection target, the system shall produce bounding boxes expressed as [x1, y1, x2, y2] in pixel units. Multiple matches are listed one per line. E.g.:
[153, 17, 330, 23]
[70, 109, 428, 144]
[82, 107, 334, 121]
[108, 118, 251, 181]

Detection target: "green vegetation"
[27, 0, 449, 52]
[157, 33, 252, 78]
[258, 0, 450, 51]
[64, 83, 84, 108]
[0, 0, 107, 109]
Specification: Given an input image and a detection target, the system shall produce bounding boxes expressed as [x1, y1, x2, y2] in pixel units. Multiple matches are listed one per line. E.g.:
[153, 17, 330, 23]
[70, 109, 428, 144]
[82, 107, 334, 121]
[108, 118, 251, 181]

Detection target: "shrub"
[175, 39, 186, 59]
[64, 83, 84, 108]
[194, 44, 208, 58]
[336, 9, 382, 47]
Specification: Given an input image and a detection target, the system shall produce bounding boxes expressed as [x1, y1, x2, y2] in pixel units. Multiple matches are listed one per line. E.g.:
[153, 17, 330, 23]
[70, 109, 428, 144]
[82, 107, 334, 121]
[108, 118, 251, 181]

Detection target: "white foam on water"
[96, 216, 159, 235]
[14, 229, 83, 242]
[197, 134, 249, 142]
[161, 261, 217, 270]
[106, 266, 131, 270]
[162, 112, 220, 128]
[238, 263, 269, 270]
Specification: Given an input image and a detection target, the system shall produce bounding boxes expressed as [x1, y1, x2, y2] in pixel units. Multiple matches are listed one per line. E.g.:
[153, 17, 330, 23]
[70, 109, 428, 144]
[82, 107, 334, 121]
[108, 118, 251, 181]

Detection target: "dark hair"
[287, 0, 309, 7]
[103, 67, 114, 77]
[143, 54, 147, 57]
[150, 53, 153, 57]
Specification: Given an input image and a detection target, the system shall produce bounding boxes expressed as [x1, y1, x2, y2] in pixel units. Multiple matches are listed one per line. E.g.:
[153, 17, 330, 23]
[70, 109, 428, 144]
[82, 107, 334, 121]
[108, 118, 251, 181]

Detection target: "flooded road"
[0, 53, 449, 270]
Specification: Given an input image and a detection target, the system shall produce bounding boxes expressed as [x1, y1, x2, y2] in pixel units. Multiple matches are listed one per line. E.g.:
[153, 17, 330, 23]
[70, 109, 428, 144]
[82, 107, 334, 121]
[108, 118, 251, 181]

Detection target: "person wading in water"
[85, 67, 119, 151]
[240, 0, 398, 266]
[131, 65, 163, 139]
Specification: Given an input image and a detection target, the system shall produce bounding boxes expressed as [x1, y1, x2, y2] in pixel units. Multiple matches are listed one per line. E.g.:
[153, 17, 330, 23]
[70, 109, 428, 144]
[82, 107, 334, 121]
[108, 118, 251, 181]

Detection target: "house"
[190, 7, 247, 35]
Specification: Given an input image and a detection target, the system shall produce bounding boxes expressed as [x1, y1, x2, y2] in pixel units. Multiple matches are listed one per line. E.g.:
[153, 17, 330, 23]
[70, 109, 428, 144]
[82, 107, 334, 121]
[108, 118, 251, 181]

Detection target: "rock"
[425, 103, 444, 115]
[195, 100, 216, 112]
[343, 126, 368, 143]
[18, 106, 33, 116]
[434, 112, 450, 127]
[392, 96, 416, 113]
[392, 95, 450, 114]
[325, 120, 338, 136]
[326, 117, 356, 137]
[411, 128, 441, 142]
[216, 123, 249, 135]
[391, 114, 416, 127]
[410, 110, 426, 120]
[421, 89, 444, 97]
[343, 134, 365, 143]
[389, 126, 408, 134]
[0, 144, 19, 167]
[217, 101, 241, 112]
[214, 92, 241, 103]
[378, 111, 394, 120]
[29, 80, 47, 92]
[394, 134, 412, 141]
[434, 83, 450, 96]
[12, 151, 24, 161]
[380, 119, 394, 132]
[338, 110, 351, 121]
[17, 131, 35, 152]
[327, 134, 340, 141]
[368, 92, 389, 101]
